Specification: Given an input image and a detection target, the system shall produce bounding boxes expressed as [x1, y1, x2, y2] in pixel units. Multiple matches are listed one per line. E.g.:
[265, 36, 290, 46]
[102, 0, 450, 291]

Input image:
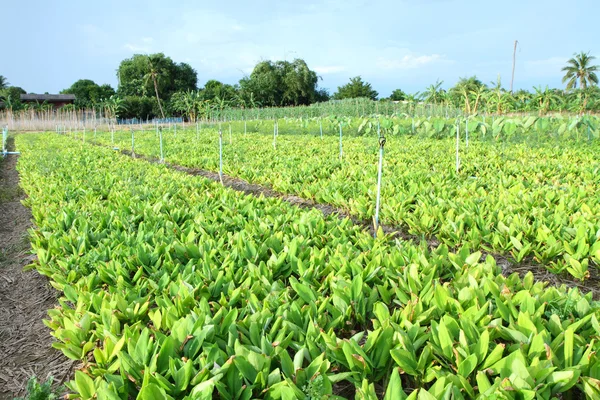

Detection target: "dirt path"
[0, 139, 73, 399]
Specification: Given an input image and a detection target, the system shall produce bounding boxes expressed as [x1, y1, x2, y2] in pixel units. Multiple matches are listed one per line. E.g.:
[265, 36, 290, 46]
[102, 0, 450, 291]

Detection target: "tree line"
[0, 51, 598, 119]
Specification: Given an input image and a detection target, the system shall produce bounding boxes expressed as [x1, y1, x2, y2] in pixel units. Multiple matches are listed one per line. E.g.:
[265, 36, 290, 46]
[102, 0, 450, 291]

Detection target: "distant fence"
[0, 109, 115, 131]
[117, 117, 184, 125]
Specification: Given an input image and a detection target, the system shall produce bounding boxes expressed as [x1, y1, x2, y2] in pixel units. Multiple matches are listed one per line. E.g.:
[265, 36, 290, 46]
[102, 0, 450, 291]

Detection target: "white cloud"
[314, 66, 346, 74]
[123, 43, 152, 53]
[377, 53, 447, 70]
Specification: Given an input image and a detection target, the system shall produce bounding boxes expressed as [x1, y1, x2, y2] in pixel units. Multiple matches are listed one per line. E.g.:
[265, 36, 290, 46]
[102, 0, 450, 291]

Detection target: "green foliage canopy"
[333, 76, 378, 101]
[116, 53, 197, 100]
[60, 79, 115, 108]
[239, 59, 322, 107]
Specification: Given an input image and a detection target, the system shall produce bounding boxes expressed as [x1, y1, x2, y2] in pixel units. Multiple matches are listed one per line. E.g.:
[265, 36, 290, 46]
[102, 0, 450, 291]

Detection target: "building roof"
[20, 94, 76, 102]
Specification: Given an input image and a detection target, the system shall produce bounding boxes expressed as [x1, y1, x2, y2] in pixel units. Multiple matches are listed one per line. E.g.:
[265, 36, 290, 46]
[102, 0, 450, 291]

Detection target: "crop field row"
[115, 114, 600, 142]
[15, 132, 600, 398]
[85, 116, 600, 281]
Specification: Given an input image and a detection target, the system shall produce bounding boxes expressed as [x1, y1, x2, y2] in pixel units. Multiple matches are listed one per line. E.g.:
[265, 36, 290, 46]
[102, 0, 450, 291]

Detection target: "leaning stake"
[374, 121, 386, 236]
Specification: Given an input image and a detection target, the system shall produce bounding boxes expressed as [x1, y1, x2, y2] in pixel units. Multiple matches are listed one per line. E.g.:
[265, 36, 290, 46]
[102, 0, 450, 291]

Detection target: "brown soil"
[0, 139, 73, 399]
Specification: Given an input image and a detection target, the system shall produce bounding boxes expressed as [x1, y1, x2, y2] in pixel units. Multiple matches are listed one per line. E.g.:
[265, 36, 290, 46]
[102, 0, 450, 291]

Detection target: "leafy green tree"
[421, 80, 446, 104]
[235, 91, 263, 109]
[0, 86, 25, 99]
[483, 75, 512, 114]
[116, 53, 197, 101]
[211, 96, 231, 119]
[450, 76, 486, 114]
[333, 76, 378, 100]
[240, 62, 278, 106]
[389, 89, 407, 101]
[280, 59, 320, 105]
[61, 79, 115, 108]
[170, 90, 205, 122]
[0, 86, 26, 110]
[560, 87, 596, 114]
[0, 75, 8, 90]
[314, 88, 330, 102]
[405, 92, 421, 103]
[201, 80, 238, 102]
[583, 86, 600, 111]
[120, 96, 156, 120]
[512, 89, 533, 112]
[173, 63, 198, 95]
[562, 52, 599, 91]
[239, 59, 322, 106]
[532, 85, 560, 115]
[102, 95, 126, 119]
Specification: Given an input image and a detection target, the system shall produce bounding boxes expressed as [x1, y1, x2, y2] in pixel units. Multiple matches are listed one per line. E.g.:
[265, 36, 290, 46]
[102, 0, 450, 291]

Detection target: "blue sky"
[4, 0, 599, 97]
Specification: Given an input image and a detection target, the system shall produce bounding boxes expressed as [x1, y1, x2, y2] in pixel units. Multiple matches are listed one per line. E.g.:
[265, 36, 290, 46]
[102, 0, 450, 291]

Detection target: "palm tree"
[144, 57, 166, 119]
[562, 52, 599, 91]
[0, 75, 8, 90]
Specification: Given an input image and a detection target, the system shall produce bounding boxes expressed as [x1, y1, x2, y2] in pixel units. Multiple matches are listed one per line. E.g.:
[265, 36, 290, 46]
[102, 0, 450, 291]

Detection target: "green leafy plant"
[92, 115, 600, 280]
[15, 376, 63, 400]
[15, 132, 600, 399]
